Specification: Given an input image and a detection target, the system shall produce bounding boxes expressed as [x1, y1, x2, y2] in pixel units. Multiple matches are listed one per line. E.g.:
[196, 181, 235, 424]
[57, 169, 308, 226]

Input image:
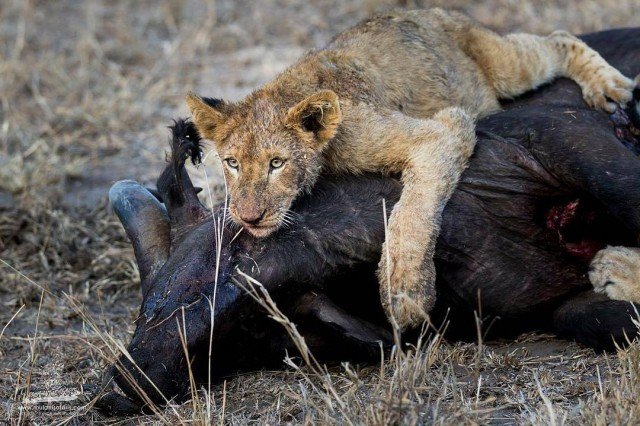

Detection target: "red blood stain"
[546, 199, 605, 263]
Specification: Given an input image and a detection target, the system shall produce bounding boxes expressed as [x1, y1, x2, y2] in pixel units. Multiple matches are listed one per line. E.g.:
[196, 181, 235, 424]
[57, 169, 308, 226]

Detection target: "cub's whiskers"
[279, 209, 299, 228]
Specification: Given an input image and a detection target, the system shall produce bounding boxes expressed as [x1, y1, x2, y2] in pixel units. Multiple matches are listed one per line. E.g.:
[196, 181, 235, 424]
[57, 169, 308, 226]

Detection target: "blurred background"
[1, 0, 639, 423]
[2, 0, 639, 209]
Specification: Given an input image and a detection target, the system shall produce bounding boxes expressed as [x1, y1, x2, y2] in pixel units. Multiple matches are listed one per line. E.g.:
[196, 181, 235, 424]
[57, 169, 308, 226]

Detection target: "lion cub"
[186, 8, 636, 329]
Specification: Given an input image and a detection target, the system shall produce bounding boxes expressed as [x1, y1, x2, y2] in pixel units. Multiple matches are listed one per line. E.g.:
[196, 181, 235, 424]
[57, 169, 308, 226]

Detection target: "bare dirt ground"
[1, 0, 640, 424]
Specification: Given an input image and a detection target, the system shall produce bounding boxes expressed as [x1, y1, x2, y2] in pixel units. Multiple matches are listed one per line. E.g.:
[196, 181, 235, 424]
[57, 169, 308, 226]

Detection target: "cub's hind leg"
[364, 108, 476, 329]
[590, 246, 640, 303]
[461, 23, 636, 113]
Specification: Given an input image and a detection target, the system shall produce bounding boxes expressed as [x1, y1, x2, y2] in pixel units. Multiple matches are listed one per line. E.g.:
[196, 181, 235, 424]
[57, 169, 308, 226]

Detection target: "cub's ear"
[185, 92, 227, 141]
[285, 90, 342, 146]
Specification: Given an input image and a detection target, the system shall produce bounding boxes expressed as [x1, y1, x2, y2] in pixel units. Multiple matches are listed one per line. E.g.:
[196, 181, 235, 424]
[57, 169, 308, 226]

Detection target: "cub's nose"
[239, 209, 266, 225]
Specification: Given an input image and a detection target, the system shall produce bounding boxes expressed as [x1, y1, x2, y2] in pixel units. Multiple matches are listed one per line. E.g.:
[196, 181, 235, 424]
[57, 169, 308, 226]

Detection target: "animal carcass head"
[96, 120, 396, 414]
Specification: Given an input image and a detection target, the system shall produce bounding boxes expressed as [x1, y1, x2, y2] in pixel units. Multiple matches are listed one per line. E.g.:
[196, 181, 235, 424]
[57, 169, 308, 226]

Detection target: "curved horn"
[109, 180, 170, 293]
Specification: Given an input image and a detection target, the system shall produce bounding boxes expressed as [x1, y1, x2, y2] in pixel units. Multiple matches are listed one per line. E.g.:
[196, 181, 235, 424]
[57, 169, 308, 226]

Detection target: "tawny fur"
[186, 8, 636, 329]
[590, 246, 640, 304]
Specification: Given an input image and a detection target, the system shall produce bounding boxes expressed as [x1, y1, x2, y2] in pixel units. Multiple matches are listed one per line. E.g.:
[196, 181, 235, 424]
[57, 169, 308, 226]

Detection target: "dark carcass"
[98, 28, 640, 414]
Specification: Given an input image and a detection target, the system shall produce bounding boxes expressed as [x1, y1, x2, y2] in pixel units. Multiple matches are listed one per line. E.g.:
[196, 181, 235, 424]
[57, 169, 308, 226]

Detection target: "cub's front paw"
[382, 287, 432, 330]
[589, 246, 640, 303]
[581, 67, 635, 113]
[378, 247, 435, 330]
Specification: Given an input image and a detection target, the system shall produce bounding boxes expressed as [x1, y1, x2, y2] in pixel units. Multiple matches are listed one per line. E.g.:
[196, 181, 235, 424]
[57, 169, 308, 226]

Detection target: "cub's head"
[186, 90, 341, 237]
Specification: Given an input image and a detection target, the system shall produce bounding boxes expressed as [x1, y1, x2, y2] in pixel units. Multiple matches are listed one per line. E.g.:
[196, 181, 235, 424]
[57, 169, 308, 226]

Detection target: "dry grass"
[1, 0, 640, 424]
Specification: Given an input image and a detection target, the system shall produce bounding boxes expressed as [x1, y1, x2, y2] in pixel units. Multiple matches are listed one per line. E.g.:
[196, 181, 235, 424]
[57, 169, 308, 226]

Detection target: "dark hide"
[97, 28, 640, 414]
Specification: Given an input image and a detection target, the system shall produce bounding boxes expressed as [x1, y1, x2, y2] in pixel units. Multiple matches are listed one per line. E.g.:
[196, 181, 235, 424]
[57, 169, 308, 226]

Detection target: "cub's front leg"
[367, 108, 476, 329]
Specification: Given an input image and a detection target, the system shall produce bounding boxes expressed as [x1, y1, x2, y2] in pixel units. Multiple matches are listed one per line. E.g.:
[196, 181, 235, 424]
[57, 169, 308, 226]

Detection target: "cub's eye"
[225, 158, 239, 169]
[270, 158, 285, 169]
